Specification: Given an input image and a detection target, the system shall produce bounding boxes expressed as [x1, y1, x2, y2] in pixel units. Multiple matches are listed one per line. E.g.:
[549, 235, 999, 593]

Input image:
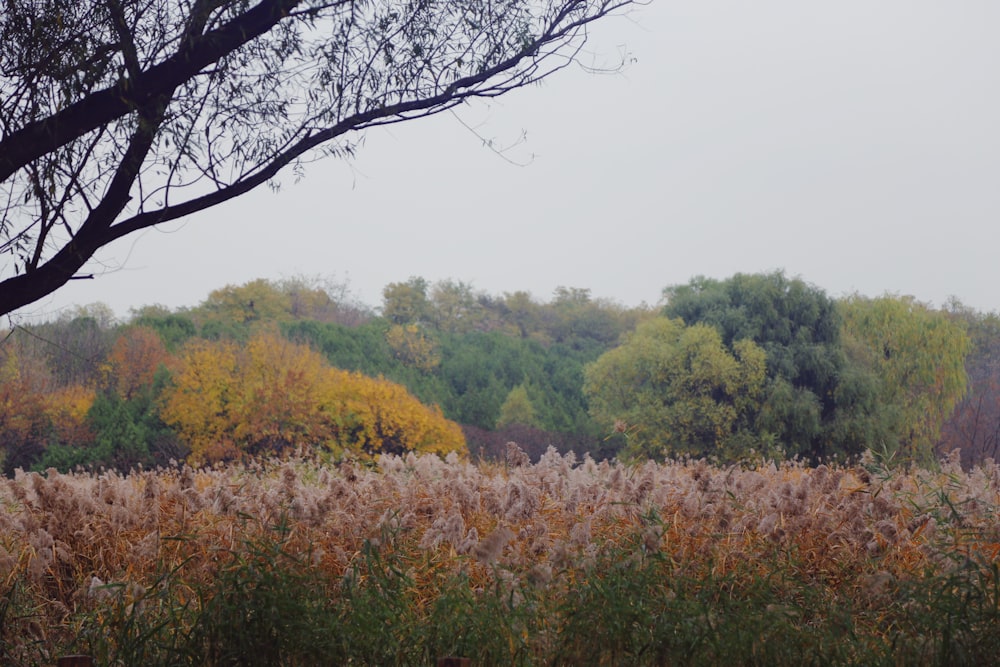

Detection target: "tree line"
[587, 273, 972, 466]
[1, 272, 995, 475]
[0, 277, 647, 473]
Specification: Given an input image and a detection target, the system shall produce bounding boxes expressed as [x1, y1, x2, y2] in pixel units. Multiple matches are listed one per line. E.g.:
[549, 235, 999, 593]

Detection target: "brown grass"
[1, 447, 998, 662]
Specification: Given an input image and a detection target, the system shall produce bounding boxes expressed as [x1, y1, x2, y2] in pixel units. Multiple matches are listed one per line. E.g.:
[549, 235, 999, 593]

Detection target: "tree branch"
[0, 0, 639, 317]
[0, 0, 309, 183]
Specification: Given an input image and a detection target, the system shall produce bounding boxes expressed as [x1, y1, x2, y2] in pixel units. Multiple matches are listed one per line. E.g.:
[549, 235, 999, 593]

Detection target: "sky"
[15, 0, 1000, 322]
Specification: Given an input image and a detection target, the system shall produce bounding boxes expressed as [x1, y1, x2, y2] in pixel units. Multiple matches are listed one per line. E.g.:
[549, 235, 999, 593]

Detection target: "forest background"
[1, 270, 995, 476]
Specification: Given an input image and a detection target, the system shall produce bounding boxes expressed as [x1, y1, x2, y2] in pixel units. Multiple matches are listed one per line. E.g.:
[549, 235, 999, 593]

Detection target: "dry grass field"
[2, 446, 999, 665]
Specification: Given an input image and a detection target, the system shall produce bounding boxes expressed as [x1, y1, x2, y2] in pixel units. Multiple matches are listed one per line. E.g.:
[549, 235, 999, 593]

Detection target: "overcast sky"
[17, 0, 1000, 322]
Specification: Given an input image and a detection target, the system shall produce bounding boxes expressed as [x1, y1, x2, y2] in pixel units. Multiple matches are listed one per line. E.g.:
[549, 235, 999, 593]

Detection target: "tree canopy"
[840, 294, 969, 465]
[0, 273, 985, 472]
[159, 330, 466, 463]
[662, 272, 857, 459]
[0, 276, 632, 472]
[584, 317, 767, 461]
[0, 0, 636, 316]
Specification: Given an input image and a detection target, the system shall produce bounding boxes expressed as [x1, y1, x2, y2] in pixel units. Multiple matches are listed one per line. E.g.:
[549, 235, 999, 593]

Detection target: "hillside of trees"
[1, 272, 996, 475]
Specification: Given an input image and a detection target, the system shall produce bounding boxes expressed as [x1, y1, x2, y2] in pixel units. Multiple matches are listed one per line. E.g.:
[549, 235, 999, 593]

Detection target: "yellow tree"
[43, 384, 96, 447]
[321, 370, 466, 458]
[429, 279, 486, 333]
[385, 324, 441, 372]
[497, 384, 539, 429]
[232, 333, 332, 457]
[160, 338, 242, 463]
[160, 331, 465, 464]
[196, 279, 294, 325]
[282, 277, 345, 322]
[382, 278, 432, 325]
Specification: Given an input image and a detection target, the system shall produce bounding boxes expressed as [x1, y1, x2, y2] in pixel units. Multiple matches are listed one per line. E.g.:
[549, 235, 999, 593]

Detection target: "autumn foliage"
[0, 348, 56, 471]
[0, 274, 994, 475]
[101, 326, 170, 399]
[160, 331, 465, 464]
[42, 384, 96, 447]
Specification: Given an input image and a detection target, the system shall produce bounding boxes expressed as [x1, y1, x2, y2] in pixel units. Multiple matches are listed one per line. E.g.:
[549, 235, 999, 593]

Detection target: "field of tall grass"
[1, 445, 999, 665]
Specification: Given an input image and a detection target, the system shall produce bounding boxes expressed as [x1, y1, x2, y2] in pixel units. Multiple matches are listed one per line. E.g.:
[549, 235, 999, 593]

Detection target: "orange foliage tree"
[102, 326, 171, 398]
[0, 340, 96, 472]
[160, 331, 465, 464]
[0, 347, 52, 472]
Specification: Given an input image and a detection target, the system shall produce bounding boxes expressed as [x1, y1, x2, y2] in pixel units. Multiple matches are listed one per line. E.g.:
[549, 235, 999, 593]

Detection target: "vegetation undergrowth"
[1, 448, 999, 665]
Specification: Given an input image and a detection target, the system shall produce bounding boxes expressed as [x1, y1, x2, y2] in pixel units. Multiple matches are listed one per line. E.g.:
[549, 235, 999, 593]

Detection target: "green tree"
[663, 272, 861, 460]
[130, 310, 198, 351]
[435, 331, 597, 434]
[840, 294, 970, 464]
[38, 382, 180, 473]
[430, 279, 486, 333]
[285, 320, 397, 377]
[497, 384, 538, 429]
[382, 278, 433, 326]
[547, 287, 621, 348]
[287, 291, 610, 452]
[584, 317, 767, 461]
[503, 290, 541, 339]
[0, 0, 639, 316]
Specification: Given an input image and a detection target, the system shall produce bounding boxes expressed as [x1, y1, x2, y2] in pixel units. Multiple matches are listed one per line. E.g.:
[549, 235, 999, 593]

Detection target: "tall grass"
[1, 448, 998, 665]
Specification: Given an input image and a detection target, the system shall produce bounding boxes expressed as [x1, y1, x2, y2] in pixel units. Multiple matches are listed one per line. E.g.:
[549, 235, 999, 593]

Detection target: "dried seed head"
[527, 563, 553, 587]
[473, 526, 514, 564]
[504, 442, 530, 468]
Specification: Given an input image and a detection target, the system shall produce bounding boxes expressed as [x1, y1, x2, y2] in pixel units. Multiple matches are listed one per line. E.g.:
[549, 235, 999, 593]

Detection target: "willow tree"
[583, 317, 767, 461]
[840, 294, 970, 465]
[0, 0, 638, 316]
